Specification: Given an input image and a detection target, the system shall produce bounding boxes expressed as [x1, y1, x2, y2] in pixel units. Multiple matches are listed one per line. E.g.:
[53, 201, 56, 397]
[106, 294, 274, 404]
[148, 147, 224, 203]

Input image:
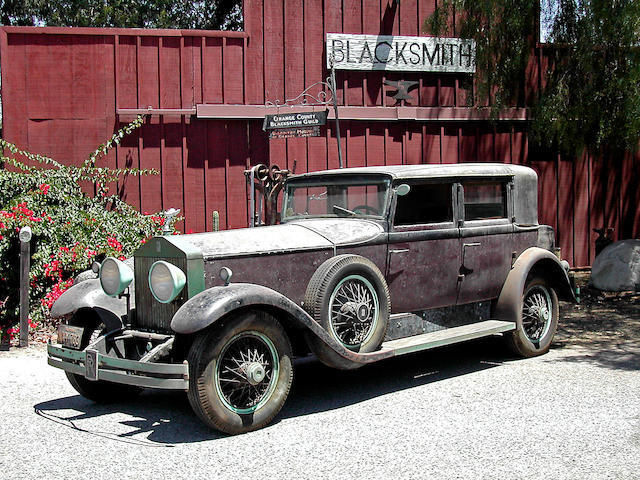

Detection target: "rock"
[591, 239, 640, 292]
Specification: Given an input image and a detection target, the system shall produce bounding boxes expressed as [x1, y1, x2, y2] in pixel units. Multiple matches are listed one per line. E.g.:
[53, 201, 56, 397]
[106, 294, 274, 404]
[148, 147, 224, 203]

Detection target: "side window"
[394, 183, 453, 226]
[463, 182, 507, 220]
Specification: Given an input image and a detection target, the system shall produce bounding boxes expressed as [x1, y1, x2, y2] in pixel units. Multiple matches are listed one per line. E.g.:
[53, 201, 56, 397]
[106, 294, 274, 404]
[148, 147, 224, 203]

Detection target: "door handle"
[389, 248, 410, 254]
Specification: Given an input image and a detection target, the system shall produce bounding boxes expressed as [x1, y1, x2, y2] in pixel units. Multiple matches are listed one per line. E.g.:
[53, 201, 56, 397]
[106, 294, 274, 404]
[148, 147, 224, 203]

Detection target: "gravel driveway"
[1, 294, 639, 480]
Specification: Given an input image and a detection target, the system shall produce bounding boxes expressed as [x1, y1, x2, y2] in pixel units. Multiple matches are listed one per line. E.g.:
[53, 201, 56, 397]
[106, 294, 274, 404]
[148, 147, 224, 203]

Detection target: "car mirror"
[396, 184, 411, 196]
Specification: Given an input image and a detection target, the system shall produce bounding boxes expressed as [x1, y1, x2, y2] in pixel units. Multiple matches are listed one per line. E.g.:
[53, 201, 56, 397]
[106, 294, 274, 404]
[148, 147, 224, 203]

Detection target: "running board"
[378, 320, 515, 357]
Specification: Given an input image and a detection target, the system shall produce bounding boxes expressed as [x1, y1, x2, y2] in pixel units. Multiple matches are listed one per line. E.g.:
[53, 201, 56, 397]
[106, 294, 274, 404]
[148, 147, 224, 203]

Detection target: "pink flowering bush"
[0, 115, 178, 342]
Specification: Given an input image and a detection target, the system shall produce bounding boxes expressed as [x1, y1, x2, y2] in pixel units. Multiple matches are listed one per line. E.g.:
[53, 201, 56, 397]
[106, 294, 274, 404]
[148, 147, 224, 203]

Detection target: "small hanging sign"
[263, 110, 328, 131]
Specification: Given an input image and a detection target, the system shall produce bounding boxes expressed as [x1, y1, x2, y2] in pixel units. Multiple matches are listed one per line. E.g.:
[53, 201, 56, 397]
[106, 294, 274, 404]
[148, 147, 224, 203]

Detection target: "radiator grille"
[134, 256, 187, 332]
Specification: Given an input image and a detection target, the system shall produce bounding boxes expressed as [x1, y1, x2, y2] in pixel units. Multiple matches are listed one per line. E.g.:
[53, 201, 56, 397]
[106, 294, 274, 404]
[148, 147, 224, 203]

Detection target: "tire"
[65, 323, 143, 402]
[304, 255, 390, 369]
[505, 277, 559, 357]
[187, 310, 293, 435]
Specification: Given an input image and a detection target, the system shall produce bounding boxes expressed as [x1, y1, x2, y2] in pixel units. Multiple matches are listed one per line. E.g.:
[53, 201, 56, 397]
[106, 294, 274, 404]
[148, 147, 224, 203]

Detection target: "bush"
[0, 115, 178, 342]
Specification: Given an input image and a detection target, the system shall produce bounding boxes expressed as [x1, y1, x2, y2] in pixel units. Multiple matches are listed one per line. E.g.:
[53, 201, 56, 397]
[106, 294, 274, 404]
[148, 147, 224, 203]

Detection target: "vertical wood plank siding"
[1, 0, 639, 266]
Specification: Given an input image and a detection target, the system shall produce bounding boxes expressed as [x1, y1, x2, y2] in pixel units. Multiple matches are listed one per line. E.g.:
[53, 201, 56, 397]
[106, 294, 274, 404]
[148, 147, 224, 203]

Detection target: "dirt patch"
[555, 271, 640, 370]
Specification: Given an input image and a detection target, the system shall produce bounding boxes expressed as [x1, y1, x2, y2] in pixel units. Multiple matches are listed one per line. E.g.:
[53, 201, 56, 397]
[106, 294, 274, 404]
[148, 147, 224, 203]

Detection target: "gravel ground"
[1, 284, 639, 480]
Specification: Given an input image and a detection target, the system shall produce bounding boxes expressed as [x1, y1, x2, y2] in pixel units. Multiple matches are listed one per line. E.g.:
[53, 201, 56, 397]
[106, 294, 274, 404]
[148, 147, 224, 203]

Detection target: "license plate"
[58, 324, 84, 349]
[85, 349, 99, 381]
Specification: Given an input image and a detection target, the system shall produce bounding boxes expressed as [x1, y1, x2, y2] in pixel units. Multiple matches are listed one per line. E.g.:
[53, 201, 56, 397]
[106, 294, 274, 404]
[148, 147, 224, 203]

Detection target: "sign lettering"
[327, 33, 476, 73]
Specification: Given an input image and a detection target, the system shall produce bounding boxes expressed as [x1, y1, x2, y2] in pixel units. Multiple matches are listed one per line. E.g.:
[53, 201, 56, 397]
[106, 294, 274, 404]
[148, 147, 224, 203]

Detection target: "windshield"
[281, 176, 391, 222]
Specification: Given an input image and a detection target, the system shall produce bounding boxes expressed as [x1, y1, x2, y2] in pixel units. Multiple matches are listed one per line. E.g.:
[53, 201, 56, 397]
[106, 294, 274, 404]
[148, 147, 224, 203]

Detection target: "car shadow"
[34, 336, 514, 445]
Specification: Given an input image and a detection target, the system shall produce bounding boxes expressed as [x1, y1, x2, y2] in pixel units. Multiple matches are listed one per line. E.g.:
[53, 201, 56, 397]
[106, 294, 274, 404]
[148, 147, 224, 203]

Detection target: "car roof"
[288, 163, 534, 181]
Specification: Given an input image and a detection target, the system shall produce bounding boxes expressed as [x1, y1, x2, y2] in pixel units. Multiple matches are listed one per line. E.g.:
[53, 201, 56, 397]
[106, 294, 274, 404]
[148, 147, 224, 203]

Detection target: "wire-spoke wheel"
[505, 276, 559, 358]
[329, 275, 380, 348]
[304, 255, 390, 369]
[187, 310, 293, 435]
[522, 285, 553, 342]
[215, 331, 279, 414]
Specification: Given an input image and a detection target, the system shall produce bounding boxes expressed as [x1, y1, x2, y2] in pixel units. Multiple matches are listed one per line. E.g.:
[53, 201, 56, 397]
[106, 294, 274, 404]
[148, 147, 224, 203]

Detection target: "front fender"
[170, 283, 389, 365]
[494, 247, 576, 324]
[50, 279, 128, 330]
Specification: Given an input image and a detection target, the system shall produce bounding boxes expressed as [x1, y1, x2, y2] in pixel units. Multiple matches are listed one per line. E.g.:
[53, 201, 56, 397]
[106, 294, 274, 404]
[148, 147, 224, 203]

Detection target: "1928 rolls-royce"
[48, 163, 575, 434]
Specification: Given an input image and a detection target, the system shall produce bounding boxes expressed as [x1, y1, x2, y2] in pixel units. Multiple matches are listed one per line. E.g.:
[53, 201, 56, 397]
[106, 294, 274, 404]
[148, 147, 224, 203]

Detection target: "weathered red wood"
[223, 37, 245, 104]
[573, 151, 590, 266]
[477, 126, 494, 162]
[264, 0, 284, 103]
[284, 0, 305, 102]
[161, 119, 186, 231]
[226, 121, 249, 229]
[138, 37, 160, 108]
[206, 121, 228, 229]
[589, 154, 605, 261]
[494, 126, 511, 163]
[159, 37, 181, 109]
[405, 122, 422, 164]
[557, 158, 574, 265]
[202, 37, 223, 104]
[535, 158, 558, 235]
[347, 122, 367, 168]
[423, 125, 440, 163]
[604, 155, 621, 244]
[366, 124, 385, 166]
[183, 120, 206, 234]
[385, 125, 403, 165]
[441, 126, 458, 163]
[244, 0, 265, 104]
[139, 118, 163, 215]
[460, 126, 477, 163]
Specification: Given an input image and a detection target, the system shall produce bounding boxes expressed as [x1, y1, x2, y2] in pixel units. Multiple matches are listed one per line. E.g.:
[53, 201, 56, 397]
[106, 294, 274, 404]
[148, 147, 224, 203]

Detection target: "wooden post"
[19, 226, 32, 348]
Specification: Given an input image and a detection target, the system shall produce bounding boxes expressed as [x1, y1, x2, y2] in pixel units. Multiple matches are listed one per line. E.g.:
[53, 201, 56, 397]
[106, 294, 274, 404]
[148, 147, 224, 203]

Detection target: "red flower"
[39, 183, 50, 195]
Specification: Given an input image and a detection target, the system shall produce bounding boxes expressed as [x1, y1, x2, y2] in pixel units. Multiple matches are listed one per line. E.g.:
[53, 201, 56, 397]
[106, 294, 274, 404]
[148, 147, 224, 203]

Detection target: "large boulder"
[591, 239, 640, 292]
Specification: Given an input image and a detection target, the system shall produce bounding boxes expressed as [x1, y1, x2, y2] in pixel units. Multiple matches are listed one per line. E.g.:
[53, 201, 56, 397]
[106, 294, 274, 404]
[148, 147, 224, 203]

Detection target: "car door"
[386, 181, 461, 313]
[456, 179, 515, 305]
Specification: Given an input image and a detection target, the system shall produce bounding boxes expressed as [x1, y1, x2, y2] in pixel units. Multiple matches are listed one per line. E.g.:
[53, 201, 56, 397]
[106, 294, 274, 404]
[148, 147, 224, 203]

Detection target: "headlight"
[100, 257, 134, 297]
[148, 261, 186, 303]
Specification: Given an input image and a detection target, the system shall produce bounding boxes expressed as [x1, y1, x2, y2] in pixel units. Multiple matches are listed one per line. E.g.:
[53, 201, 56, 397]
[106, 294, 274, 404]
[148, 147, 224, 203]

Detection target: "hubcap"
[215, 332, 279, 414]
[329, 275, 379, 348]
[522, 285, 553, 342]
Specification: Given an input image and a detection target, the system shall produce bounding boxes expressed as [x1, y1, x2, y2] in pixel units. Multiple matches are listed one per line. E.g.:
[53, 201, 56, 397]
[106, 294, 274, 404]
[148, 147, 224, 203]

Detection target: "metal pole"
[330, 62, 344, 169]
[19, 227, 32, 348]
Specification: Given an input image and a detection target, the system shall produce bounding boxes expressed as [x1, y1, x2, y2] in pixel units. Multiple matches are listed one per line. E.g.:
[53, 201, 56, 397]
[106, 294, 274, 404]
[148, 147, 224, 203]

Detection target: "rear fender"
[170, 283, 376, 363]
[494, 247, 576, 324]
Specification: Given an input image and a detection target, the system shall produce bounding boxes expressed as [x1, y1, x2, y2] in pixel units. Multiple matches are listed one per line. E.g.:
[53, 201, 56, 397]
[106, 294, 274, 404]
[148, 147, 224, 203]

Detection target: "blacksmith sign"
[263, 110, 328, 138]
[326, 33, 476, 73]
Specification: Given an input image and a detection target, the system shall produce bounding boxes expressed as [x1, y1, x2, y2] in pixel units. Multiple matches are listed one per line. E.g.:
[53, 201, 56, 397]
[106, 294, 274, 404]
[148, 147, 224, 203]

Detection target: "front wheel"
[187, 310, 293, 435]
[505, 277, 559, 357]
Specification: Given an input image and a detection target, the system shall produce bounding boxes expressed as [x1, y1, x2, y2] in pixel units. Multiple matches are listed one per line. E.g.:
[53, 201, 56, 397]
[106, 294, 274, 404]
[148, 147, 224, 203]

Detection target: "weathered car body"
[48, 163, 575, 434]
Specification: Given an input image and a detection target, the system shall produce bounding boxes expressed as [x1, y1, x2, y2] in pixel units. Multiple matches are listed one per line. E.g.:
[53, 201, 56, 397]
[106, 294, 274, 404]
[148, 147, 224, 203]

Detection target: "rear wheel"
[187, 310, 293, 435]
[505, 277, 559, 357]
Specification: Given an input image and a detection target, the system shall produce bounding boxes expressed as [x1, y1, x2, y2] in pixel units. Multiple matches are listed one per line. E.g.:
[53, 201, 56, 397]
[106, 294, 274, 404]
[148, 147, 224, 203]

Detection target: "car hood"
[172, 219, 385, 259]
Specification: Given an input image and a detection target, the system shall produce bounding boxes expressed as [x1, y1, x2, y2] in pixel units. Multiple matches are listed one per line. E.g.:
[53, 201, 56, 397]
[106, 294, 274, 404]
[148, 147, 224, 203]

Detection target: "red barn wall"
[1, 1, 639, 267]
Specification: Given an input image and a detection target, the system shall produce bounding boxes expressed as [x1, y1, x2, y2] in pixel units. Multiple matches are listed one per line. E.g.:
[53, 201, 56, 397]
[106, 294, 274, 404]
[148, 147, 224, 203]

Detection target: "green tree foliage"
[0, 0, 242, 30]
[426, 0, 640, 157]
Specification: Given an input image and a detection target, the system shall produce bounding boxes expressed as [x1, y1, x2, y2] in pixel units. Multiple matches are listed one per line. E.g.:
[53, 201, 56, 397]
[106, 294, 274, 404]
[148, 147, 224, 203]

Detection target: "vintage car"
[48, 163, 575, 434]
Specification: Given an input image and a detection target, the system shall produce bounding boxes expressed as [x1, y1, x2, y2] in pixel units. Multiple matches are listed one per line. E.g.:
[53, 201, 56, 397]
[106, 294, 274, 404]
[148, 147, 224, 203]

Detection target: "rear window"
[463, 183, 507, 220]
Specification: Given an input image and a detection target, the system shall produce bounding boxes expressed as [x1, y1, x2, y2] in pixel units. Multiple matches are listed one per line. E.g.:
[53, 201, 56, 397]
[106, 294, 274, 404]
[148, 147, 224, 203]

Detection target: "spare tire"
[303, 255, 390, 368]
